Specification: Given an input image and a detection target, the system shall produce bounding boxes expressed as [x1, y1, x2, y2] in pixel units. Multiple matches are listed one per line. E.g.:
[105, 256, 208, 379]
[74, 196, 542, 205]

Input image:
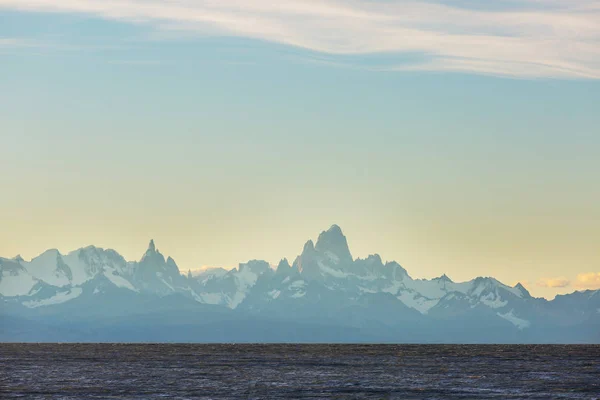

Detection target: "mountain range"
[1, 225, 598, 343]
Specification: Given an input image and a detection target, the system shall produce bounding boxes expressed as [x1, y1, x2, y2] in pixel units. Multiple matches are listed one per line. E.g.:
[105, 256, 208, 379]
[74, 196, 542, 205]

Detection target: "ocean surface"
[1, 344, 599, 399]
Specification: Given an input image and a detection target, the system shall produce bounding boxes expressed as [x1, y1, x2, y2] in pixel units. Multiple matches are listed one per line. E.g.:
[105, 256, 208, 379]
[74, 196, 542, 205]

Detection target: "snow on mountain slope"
[0, 245, 140, 298]
[24, 249, 72, 288]
[22, 287, 83, 308]
[0, 257, 38, 296]
[229, 261, 266, 307]
[2, 224, 598, 337]
[0, 227, 527, 318]
[497, 309, 531, 330]
[61, 246, 131, 286]
[0, 242, 178, 301]
[61, 249, 99, 286]
[190, 260, 272, 308]
[280, 226, 532, 315]
[380, 275, 474, 313]
[196, 268, 228, 282]
[103, 269, 138, 291]
[281, 226, 523, 314]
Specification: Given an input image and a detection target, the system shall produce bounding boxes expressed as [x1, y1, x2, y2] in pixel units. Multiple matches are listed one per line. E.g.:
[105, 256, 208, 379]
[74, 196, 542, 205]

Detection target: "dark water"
[1, 344, 599, 399]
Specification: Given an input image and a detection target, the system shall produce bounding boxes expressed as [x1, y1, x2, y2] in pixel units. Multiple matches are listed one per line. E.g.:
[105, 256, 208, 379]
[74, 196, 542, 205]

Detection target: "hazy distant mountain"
[1, 225, 598, 343]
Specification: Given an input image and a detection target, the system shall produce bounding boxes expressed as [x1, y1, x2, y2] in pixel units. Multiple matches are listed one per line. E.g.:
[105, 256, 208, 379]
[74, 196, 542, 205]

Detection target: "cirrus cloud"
[0, 0, 599, 78]
[0, 37, 38, 47]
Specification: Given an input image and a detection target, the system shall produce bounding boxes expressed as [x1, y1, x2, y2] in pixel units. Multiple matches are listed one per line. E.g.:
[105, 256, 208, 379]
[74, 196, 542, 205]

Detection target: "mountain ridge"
[1, 225, 598, 343]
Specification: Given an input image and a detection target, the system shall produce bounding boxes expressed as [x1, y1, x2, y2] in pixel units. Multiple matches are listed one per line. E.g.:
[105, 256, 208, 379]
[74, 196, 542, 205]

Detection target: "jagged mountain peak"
[353, 254, 385, 275]
[239, 260, 270, 274]
[67, 245, 128, 267]
[0, 256, 25, 270]
[71, 245, 103, 259]
[166, 256, 179, 271]
[514, 282, 532, 298]
[315, 224, 352, 264]
[3, 226, 599, 344]
[435, 274, 453, 283]
[469, 277, 501, 293]
[276, 258, 291, 274]
[326, 224, 343, 234]
[384, 261, 409, 279]
[38, 248, 61, 259]
[140, 239, 165, 264]
[13, 254, 24, 263]
[472, 276, 499, 285]
[277, 258, 290, 267]
[357, 253, 382, 264]
[302, 239, 315, 253]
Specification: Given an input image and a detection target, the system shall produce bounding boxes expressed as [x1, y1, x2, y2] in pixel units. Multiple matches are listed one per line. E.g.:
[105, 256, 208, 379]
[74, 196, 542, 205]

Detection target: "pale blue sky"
[1, 2, 599, 298]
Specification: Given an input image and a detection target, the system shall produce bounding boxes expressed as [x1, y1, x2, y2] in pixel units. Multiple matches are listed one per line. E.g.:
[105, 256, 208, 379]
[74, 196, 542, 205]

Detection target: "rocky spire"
[276, 258, 291, 275]
[314, 224, 352, 265]
[303, 240, 315, 253]
[140, 239, 164, 264]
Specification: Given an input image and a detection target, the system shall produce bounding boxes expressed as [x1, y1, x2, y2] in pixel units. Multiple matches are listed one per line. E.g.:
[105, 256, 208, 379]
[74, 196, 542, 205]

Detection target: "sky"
[1, 0, 599, 299]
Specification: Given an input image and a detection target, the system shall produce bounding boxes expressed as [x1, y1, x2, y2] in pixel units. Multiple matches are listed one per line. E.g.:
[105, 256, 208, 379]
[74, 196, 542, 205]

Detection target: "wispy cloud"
[0, 37, 39, 48]
[574, 272, 600, 290]
[0, 36, 129, 52]
[537, 277, 571, 288]
[107, 59, 168, 66]
[0, 0, 599, 78]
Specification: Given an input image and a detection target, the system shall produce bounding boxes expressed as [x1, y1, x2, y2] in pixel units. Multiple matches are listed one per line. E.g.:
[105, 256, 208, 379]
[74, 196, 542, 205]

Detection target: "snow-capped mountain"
[1, 225, 598, 343]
